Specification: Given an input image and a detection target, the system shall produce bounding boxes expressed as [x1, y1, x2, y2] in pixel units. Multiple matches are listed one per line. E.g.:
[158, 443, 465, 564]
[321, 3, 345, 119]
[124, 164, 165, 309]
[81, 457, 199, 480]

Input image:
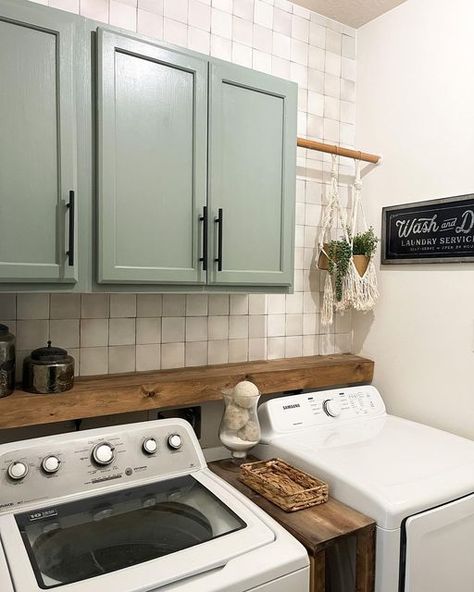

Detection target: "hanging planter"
[317, 243, 330, 270]
[352, 255, 369, 277]
[318, 156, 380, 326]
[351, 227, 378, 277]
[340, 160, 380, 312]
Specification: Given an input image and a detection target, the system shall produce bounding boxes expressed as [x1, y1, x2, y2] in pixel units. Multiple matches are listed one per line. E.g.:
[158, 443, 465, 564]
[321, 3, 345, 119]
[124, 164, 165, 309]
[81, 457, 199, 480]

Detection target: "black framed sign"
[382, 194, 474, 264]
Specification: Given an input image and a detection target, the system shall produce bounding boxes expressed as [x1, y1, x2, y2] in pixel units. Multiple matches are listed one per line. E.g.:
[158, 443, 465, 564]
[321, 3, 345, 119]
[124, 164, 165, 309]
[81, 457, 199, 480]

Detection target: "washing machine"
[0, 418, 309, 592]
[256, 385, 474, 592]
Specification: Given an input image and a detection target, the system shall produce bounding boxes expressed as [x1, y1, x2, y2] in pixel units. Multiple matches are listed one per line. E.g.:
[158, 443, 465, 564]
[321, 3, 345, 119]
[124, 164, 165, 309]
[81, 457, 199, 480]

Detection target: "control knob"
[142, 438, 157, 455]
[323, 399, 342, 418]
[42, 455, 61, 474]
[7, 461, 29, 481]
[92, 442, 115, 466]
[167, 434, 182, 450]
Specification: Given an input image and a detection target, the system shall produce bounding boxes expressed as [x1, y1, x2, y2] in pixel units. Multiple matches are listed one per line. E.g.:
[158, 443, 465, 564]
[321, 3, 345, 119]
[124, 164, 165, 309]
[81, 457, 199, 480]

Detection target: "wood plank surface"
[356, 527, 376, 592]
[311, 552, 326, 592]
[209, 457, 375, 553]
[0, 354, 373, 430]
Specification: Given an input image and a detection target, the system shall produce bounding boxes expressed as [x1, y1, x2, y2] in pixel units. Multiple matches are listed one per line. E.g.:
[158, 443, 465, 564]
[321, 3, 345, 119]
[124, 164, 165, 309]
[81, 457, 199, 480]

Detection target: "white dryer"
[256, 385, 474, 592]
[0, 418, 309, 592]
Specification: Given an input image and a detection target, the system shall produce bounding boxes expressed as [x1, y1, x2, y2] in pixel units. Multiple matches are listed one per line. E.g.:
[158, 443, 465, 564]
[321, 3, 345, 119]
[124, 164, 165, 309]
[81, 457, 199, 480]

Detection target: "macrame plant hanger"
[319, 154, 350, 326]
[345, 159, 379, 311]
[319, 157, 379, 326]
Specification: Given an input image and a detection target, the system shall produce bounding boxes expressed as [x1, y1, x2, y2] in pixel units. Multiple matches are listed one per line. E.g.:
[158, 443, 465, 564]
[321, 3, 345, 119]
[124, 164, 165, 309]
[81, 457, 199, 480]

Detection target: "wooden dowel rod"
[297, 137, 381, 164]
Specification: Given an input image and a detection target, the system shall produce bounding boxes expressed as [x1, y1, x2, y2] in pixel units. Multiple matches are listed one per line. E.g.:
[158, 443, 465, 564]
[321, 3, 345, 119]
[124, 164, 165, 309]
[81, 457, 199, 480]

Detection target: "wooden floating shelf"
[0, 354, 374, 431]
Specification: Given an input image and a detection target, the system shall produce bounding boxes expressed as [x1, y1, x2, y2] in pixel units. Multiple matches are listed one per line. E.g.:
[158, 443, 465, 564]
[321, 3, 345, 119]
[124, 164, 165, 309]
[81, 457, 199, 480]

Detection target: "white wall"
[355, 0, 474, 439]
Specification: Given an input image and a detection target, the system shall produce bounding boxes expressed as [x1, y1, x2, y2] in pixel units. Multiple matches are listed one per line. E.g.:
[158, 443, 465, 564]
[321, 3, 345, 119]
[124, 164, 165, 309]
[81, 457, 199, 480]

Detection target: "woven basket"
[240, 458, 328, 512]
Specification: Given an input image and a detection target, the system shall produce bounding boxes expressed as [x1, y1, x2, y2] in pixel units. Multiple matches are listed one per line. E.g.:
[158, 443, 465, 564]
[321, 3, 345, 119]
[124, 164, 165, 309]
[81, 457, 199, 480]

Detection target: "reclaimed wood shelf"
[209, 457, 376, 592]
[0, 354, 373, 430]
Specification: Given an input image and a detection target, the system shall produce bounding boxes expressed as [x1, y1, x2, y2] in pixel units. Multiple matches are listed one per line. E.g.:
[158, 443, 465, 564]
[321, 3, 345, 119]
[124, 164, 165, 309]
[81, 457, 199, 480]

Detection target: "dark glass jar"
[0, 324, 16, 397]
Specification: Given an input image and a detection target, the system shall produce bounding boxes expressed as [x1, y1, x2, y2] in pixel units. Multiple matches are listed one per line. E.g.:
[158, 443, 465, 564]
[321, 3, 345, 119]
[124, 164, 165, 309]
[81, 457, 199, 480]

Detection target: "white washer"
[0, 418, 309, 592]
[256, 385, 474, 592]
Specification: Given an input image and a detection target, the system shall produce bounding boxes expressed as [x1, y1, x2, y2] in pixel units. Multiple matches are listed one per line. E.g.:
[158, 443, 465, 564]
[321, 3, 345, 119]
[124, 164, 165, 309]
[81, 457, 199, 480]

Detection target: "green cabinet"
[208, 62, 296, 287]
[97, 30, 208, 285]
[97, 30, 297, 291]
[0, 1, 77, 284]
[0, 0, 296, 292]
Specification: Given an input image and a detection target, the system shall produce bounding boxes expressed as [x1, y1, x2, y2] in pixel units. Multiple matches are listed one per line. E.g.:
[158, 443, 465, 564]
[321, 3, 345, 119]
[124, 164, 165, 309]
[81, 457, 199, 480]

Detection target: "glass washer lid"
[15, 474, 246, 589]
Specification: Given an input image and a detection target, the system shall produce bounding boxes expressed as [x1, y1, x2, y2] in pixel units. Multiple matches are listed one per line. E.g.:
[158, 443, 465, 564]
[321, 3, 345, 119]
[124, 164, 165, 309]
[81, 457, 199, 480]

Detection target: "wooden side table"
[209, 458, 376, 592]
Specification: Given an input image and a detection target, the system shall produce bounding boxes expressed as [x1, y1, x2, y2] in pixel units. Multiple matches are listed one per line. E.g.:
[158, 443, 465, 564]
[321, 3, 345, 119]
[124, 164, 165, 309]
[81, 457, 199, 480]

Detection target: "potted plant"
[327, 239, 352, 301]
[352, 227, 378, 277]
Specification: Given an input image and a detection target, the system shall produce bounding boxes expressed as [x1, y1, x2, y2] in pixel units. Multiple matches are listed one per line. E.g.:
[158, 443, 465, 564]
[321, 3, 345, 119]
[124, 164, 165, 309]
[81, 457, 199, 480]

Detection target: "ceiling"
[291, 0, 408, 28]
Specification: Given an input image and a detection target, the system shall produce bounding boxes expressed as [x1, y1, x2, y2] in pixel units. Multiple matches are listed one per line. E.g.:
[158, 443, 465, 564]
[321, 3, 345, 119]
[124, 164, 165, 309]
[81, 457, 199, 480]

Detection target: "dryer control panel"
[0, 418, 204, 513]
[258, 385, 386, 437]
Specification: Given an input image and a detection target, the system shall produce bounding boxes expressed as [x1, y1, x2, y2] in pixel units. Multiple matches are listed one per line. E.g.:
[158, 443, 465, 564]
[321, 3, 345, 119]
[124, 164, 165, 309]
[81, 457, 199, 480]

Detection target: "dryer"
[256, 385, 474, 592]
[0, 418, 309, 592]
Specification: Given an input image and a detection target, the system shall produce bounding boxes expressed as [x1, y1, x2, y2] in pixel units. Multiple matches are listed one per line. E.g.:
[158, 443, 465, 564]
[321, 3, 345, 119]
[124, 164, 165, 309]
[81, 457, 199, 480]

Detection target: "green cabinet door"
[97, 30, 207, 285]
[0, 1, 77, 283]
[208, 62, 297, 288]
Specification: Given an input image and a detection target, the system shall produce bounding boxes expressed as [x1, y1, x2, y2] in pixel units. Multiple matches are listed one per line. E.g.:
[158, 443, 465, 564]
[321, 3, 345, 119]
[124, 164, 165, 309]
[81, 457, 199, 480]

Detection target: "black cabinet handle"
[214, 208, 223, 271]
[66, 190, 75, 267]
[199, 206, 208, 271]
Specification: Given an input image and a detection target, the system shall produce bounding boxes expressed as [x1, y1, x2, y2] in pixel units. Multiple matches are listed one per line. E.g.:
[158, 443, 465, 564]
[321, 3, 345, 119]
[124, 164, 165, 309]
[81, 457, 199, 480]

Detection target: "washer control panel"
[259, 385, 386, 437]
[0, 419, 202, 513]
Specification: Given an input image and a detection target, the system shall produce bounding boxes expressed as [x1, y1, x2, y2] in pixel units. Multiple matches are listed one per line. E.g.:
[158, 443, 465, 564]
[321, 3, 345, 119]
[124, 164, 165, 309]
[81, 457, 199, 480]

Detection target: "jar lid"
[0, 324, 9, 335]
[31, 341, 68, 362]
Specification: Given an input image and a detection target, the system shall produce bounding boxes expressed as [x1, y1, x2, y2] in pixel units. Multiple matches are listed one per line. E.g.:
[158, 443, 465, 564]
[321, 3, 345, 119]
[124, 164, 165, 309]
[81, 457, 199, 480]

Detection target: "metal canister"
[0, 324, 16, 397]
[22, 341, 74, 394]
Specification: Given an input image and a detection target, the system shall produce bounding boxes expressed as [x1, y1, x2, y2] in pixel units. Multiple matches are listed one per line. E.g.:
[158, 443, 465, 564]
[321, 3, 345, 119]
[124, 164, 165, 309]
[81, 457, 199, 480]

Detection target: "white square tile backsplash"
[80, 318, 109, 348]
[186, 316, 208, 342]
[108, 318, 136, 346]
[161, 317, 186, 343]
[136, 294, 162, 318]
[50, 294, 81, 319]
[109, 294, 136, 318]
[161, 342, 185, 369]
[17, 294, 49, 320]
[136, 317, 162, 345]
[5, 0, 355, 378]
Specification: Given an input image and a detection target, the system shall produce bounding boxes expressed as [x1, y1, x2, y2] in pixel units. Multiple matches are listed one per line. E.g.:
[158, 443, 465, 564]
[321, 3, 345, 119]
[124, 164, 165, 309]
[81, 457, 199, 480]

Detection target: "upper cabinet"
[0, 0, 297, 293]
[0, 2, 77, 284]
[208, 62, 296, 288]
[96, 29, 297, 291]
[97, 30, 208, 285]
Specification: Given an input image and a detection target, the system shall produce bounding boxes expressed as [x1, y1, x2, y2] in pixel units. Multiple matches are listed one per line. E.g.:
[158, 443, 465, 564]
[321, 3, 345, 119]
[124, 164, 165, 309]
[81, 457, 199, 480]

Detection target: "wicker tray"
[240, 458, 328, 512]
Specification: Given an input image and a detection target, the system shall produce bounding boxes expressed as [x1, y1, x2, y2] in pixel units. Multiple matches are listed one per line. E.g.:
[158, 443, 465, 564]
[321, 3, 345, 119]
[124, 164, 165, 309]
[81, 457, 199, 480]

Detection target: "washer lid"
[2, 470, 281, 592]
[259, 415, 474, 529]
